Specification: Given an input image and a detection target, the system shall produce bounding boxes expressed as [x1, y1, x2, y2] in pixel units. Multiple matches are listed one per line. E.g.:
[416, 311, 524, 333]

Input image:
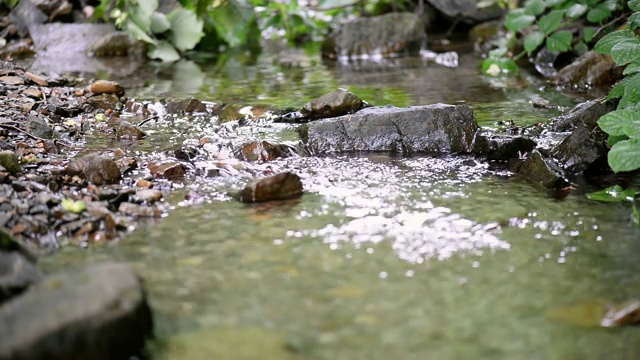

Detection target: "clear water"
[40, 44, 640, 359]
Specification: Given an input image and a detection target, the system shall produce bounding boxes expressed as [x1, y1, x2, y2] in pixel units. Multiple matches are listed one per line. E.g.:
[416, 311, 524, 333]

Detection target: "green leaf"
[168, 8, 204, 52]
[148, 40, 180, 62]
[607, 76, 631, 100]
[587, 185, 638, 202]
[583, 27, 597, 42]
[573, 41, 589, 54]
[61, 198, 86, 213]
[587, 2, 612, 23]
[630, 0, 640, 12]
[566, 3, 588, 18]
[505, 10, 536, 32]
[524, 0, 547, 15]
[611, 38, 640, 65]
[594, 30, 636, 54]
[598, 109, 640, 136]
[208, 0, 255, 47]
[546, 30, 573, 52]
[488, 47, 508, 58]
[608, 134, 629, 147]
[150, 12, 170, 34]
[524, 31, 545, 55]
[538, 10, 565, 35]
[608, 138, 640, 172]
[124, 20, 156, 44]
[624, 59, 640, 75]
[482, 58, 518, 76]
[629, 12, 640, 30]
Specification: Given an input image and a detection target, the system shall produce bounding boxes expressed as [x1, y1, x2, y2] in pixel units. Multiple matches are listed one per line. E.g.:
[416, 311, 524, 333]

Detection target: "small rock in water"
[601, 301, 640, 327]
[238, 172, 303, 203]
[238, 141, 292, 162]
[0, 151, 21, 176]
[280, 88, 368, 122]
[148, 161, 186, 179]
[115, 121, 146, 140]
[66, 153, 121, 185]
[90, 80, 125, 97]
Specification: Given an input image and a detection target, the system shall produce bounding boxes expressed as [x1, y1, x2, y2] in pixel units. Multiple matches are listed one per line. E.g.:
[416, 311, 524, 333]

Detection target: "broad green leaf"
[611, 38, 640, 65]
[630, 0, 640, 11]
[586, 185, 638, 202]
[608, 76, 631, 100]
[539, 10, 565, 35]
[61, 198, 86, 213]
[505, 10, 536, 32]
[545, 0, 566, 6]
[546, 30, 573, 52]
[168, 8, 204, 52]
[207, 0, 255, 47]
[587, 2, 612, 23]
[629, 12, 640, 30]
[124, 20, 156, 44]
[566, 3, 588, 18]
[623, 59, 640, 75]
[583, 27, 597, 42]
[524, 31, 545, 55]
[524, 0, 547, 15]
[608, 134, 629, 147]
[482, 58, 518, 75]
[573, 41, 589, 54]
[150, 12, 170, 34]
[608, 138, 640, 172]
[619, 73, 640, 109]
[148, 40, 180, 62]
[598, 109, 640, 136]
[594, 30, 636, 54]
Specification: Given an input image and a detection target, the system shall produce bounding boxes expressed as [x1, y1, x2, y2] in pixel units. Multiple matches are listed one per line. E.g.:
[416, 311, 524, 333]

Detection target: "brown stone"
[238, 141, 292, 162]
[0, 76, 24, 85]
[131, 189, 163, 204]
[90, 80, 125, 97]
[115, 121, 145, 140]
[238, 172, 303, 203]
[66, 153, 121, 185]
[24, 72, 48, 86]
[148, 161, 185, 179]
[136, 179, 153, 188]
[118, 202, 162, 217]
[22, 88, 42, 99]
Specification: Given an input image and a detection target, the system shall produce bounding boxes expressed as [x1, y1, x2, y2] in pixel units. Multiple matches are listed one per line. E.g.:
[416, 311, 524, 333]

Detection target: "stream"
[40, 43, 640, 359]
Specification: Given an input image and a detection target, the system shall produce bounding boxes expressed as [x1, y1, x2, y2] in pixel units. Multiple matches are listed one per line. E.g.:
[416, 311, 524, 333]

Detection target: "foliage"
[61, 198, 86, 214]
[95, 0, 204, 61]
[594, 1, 640, 173]
[482, 0, 624, 76]
[586, 185, 639, 223]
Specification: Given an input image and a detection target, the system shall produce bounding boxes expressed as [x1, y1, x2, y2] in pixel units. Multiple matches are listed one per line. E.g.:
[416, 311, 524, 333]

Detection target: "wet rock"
[66, 153, 121, 185]
[551, 118, 609, 174]
[0, 151, 21, 176]
[26, 115, 53, 139]
[118, 202, 162, 217]
[427, 0, 505, 23]
[115, 156, 138, 174]
[282, 88, 369, 122]
[90, 80, 125, 97]
[0, 251, 42, 304]
[553, 51, 623, 87]
[115, 121, 145, 140]
[547, 98, 616, 132]
[512, 150, 567, 189]
[322, 12, 427, 60]
[85, 93, 121, 111]
[473, 132, 536, 160]
[238, 172, 303, 203]
[148, 161, 186, 179]
[89, 32, 141, 57]
[0, 76, 24, 85]
[0, 262, 153, 360]
[165, 97, 208, 114]
[601, 301, 640, 328]
[237, 141, 294, 162]
[131, 189, 163, 204]
[303, 104, 478, 154]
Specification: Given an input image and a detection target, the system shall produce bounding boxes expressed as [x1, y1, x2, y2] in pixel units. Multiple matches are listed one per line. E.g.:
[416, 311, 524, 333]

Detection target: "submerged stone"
[0, 262, 153, 360]
[322, 12, 427, 60]
[66, 153, 121, 185]
[238, 172, 303, 203]
[303, 104, 478, 154]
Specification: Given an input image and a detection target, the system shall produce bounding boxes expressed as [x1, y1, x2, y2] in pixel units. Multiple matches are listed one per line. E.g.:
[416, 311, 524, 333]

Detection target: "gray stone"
[547, 98, 616, 132]
[552, 120, 609, 173]
[513, 150, 567, 189]
[302, 104, 478, 154]
[0, 251, 42, 304]
[322, 12, 427, 60]
[427, 0, 505, 23]
[0, 262, 153, 360]
[473, 132, 536, 160]
[26, 115, 54, 139]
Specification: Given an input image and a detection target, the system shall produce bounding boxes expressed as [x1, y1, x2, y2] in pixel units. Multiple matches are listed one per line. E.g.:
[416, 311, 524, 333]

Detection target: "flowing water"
[40, 43, 640, 359]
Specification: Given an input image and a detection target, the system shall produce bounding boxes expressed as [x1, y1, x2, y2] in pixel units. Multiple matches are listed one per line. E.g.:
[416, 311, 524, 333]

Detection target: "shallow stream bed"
[40, 45, 640, 359]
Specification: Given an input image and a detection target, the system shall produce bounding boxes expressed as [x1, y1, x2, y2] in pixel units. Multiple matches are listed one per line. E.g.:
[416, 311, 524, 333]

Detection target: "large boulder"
[0, 251, 42, 304]
[302, 104, 478, 154]
[322, 12, 427, 60]
[0, 262, 153, 360]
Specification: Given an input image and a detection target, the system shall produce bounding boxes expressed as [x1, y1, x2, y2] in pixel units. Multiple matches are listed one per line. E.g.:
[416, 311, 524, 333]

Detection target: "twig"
[593, 14, 628, 40]
[137, 114, 160, 127]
